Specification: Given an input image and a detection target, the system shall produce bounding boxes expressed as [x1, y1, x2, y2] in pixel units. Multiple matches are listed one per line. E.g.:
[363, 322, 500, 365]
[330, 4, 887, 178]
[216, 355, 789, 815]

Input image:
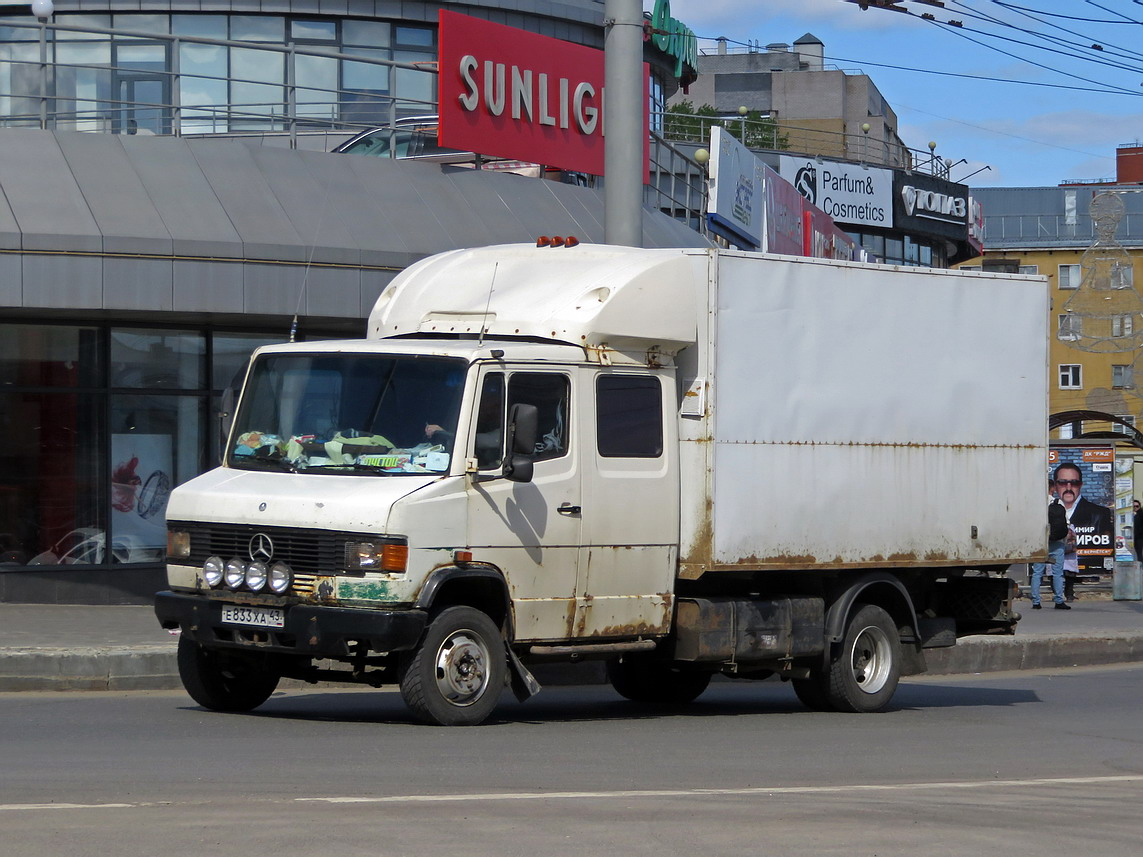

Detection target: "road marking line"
[296, 774, 1143, 804]
[0, 803, 136, 811]
[7, 774, 1141, 813]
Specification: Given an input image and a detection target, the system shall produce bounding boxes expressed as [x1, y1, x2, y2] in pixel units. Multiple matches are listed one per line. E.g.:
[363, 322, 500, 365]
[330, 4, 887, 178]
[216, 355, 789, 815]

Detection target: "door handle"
[557, 504, 581, 515]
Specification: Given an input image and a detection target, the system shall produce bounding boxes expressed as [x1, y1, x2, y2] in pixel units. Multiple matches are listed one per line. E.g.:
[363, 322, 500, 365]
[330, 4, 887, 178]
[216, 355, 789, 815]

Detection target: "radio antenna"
[478, 262, 500, 346]
[290, 165, 334, 342]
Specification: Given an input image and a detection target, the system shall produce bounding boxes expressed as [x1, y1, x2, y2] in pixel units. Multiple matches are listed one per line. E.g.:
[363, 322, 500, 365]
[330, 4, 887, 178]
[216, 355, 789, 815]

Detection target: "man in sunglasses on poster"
[1052, 462, 1114, 602]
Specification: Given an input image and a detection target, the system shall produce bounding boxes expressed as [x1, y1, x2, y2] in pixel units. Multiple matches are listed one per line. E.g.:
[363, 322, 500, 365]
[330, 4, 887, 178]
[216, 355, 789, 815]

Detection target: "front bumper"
[155, 590, 428, 658]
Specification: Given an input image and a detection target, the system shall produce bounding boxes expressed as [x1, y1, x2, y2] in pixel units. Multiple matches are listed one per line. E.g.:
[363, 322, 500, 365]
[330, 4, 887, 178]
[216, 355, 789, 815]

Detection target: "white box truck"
[156, 243, 1047, 725]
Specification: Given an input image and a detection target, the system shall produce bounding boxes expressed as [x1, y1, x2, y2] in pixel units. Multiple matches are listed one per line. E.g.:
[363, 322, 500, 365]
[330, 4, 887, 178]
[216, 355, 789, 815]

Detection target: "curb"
[923, 632, 1143, 675]
[0, 646, 180, 692]
[2, 635, 1143, 693]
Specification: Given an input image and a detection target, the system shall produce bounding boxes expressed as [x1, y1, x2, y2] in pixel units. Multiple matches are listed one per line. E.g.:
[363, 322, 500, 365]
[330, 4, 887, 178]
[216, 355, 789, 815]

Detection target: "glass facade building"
[0, 13, 438, 135]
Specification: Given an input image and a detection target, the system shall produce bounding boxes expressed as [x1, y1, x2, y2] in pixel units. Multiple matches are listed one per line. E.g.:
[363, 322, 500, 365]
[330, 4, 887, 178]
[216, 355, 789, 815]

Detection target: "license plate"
[221, 604, 285, 628]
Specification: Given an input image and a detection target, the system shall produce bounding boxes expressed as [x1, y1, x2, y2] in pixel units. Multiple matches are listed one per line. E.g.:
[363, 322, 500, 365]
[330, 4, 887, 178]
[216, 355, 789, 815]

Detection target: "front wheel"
[607, 657, 712, 704]
[824, 603, 901, 713]
[400, 606, 506, 726]
[176, 636, 280, 712]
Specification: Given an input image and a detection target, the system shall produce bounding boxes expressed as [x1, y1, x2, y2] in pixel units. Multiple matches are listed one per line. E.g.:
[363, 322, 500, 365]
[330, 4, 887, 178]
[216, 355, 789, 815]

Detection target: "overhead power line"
[840, 0, 1143, 98]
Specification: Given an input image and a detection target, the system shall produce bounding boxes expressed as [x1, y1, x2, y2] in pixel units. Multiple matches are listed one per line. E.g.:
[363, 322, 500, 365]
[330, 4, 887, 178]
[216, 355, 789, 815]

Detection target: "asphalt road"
[3, 666, 1142, 857]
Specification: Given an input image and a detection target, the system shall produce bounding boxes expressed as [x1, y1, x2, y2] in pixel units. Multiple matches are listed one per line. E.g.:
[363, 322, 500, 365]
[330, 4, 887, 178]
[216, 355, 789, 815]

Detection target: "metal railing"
[0, 19, 435, 143]
[647, 131, 708, 234]
[653, 108, 960, 178]
[983, 213, 1143, 247]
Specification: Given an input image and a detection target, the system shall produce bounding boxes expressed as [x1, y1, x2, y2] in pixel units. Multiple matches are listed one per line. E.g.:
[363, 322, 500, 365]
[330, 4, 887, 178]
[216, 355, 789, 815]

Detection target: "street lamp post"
[604, 0, 644, 247]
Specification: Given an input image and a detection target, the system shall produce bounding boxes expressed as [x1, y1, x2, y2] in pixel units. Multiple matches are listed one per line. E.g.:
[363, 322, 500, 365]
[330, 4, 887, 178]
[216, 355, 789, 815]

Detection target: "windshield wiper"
[231, 456, 297, 473]
[301, 462, 395, 475]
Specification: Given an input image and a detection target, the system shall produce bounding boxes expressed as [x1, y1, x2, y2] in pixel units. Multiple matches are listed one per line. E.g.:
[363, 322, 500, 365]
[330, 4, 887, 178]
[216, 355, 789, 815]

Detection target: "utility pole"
[603, 0, 644, 247]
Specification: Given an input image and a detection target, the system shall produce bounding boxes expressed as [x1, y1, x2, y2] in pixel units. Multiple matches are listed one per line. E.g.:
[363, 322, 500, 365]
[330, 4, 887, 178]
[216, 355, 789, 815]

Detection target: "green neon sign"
[651, 0, 699, 82]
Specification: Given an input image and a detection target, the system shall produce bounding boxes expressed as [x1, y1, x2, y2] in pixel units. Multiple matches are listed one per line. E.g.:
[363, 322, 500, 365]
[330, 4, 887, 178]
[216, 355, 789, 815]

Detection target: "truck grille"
[172, 521, 366, 576]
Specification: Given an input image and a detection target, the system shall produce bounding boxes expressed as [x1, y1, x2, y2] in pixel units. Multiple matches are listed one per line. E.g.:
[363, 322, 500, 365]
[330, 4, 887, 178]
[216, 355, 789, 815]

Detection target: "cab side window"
[596, 375, 663, 458]
[508, 373, 570, 462]
[474, 373, 505, 470]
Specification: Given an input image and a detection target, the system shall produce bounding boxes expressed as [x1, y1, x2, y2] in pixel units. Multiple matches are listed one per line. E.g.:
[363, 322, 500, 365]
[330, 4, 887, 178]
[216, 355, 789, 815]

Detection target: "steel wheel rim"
[433, 629, 490, 706]
[848, 624, 892, 694]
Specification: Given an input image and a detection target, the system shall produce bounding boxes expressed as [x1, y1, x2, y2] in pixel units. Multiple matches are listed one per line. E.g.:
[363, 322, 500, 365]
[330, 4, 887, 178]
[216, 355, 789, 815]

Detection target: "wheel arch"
[824, 572, 918, 645]
[415, 565, 513, 638]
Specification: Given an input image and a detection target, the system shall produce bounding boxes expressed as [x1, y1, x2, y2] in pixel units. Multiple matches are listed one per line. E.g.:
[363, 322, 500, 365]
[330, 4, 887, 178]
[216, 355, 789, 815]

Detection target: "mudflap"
[506, 644, 542, 702]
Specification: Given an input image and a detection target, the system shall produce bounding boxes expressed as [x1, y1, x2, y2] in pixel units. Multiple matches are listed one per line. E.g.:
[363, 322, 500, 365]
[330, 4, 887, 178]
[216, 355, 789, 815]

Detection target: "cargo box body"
[675, 251, 1048, 576]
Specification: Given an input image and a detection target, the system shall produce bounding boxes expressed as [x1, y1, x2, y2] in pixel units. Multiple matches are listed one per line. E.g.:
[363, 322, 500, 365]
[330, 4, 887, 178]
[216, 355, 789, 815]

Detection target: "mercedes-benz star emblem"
[248, 533, 274, 562]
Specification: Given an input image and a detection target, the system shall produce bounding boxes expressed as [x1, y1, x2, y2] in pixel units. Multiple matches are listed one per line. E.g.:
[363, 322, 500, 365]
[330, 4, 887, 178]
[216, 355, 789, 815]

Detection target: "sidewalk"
[0, 589, 1141, 692]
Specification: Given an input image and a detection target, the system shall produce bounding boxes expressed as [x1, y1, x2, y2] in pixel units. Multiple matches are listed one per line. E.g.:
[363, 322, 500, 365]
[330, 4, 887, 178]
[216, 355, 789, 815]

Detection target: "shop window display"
[0, 323, 290, 570]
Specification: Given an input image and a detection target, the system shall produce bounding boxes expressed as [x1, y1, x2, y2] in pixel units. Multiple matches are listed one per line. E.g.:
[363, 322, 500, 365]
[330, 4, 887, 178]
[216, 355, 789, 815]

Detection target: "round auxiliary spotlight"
[268, 561, 292, 594]
[224, 558, 246, 590]
[245, 560, 268, 592]
[203, 556, 224, 588]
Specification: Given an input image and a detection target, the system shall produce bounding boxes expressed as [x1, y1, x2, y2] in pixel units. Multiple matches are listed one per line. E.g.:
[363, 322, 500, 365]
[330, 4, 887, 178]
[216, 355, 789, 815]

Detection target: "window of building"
[1112, 364, 1133, 389]
[1113, 415, 1136, 435]
[904, 236, 920, 265]
[1059, 264, 1081, 289]
[0, 323, 296, 569]
[1019, 265, 1039, 275]
[1058, 313, 1081, 341]
[1057, 421, 1077, 439]
[596, 375, 663, 458]
[1112, 314, 1134, 338]
[1059, 364, 1082, 389]
[1112, 261, 1134, 289]
[884, 236, 904, 265]
[0, 14, 437, 134]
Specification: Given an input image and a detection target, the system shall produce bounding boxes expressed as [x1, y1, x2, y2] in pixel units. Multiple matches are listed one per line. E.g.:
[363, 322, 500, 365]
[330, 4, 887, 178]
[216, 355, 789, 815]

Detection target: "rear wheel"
[607, 657, 712, 704]
[177, 637, 280, 712]
[400, 606, 506, 726]
[824, 603, 901, 713]
[791, 675, 835, 711]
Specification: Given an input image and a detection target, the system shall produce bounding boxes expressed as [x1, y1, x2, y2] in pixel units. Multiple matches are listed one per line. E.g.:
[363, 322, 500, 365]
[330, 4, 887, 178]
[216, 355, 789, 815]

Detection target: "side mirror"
[502, 403, 538, 483]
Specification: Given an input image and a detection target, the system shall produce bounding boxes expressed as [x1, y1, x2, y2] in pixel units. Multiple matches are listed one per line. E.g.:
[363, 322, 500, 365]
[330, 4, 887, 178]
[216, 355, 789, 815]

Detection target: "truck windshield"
[229, 353, 466, 475]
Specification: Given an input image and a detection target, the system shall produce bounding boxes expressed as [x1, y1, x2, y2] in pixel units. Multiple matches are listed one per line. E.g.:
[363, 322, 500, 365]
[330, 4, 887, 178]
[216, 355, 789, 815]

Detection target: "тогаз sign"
[892, 171, 969, 242]
[438, 10, 649, 178]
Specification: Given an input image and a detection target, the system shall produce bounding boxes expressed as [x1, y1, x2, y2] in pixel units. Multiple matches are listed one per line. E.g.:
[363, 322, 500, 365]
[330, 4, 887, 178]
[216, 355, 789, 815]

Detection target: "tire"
[399, 606, 506, 726]
[177, 637, 280, 712]
[791, 675, 835, 712]
[607, 657, 712, 704]
[824, 603, 901, 713]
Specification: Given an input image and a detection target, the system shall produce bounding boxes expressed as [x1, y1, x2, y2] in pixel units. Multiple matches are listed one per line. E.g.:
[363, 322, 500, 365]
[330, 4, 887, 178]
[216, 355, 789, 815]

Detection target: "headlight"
[269, 561, 292, 594]
[245, 561, 267, 592]
[225, 557, 246, 589]
[344, 540, 408, 572]
[203, 556, 224, 588]
[167, 530, 191, 559]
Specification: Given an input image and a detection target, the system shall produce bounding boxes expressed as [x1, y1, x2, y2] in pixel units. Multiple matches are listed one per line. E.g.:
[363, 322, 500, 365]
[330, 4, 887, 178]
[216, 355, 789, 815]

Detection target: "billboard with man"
[1049, 446, 1115, 571]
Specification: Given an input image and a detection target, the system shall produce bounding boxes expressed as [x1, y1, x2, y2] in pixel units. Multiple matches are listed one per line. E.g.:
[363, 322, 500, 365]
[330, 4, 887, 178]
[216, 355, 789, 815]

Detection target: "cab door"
[574, 368, 678, 638]
[466, 368, 582, 642]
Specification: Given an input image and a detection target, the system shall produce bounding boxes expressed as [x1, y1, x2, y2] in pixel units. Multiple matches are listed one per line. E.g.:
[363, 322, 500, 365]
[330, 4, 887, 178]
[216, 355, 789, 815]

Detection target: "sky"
[654, 0, 1143, 188]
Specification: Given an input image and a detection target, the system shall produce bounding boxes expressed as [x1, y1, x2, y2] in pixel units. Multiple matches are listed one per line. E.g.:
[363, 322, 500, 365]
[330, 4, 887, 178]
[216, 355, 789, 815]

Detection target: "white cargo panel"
[700, 252, 1048, 569]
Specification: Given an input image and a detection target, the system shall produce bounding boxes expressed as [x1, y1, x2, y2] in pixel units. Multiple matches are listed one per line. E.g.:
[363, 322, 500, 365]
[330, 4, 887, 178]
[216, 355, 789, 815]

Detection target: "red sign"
[802, 205, 859, 261]
[438, 10, 649, 178]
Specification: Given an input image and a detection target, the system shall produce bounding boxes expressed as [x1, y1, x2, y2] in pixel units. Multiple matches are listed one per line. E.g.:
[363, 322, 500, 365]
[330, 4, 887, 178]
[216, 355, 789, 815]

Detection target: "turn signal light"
[381, 543, 408, 572]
